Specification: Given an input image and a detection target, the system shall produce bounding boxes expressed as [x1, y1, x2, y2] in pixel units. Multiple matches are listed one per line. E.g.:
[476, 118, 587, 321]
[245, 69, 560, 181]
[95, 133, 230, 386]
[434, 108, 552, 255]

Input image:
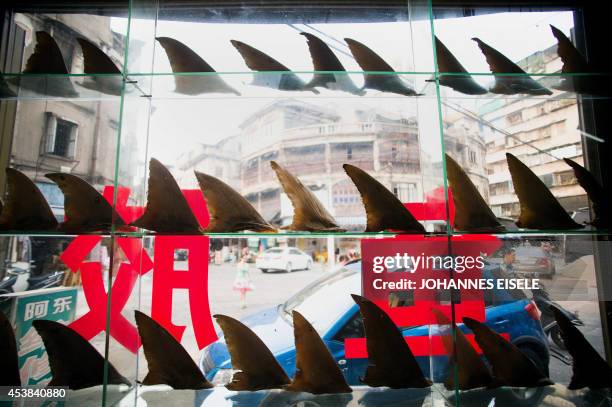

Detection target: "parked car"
[255, 247, 312, 273]
[489, 244, 556, 279]
[200, 261, 550, 386]
[563, 207, 595, 263]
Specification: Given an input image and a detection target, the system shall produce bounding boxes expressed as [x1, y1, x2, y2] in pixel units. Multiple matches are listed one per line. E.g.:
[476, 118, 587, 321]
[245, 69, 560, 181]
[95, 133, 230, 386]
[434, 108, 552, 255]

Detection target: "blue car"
[200, 261, 549, 385]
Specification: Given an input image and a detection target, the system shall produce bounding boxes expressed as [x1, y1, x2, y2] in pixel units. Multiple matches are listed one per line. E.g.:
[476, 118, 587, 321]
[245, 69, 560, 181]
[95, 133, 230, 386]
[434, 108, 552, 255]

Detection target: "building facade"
[481, 44, 586, 218]
[0, 13, 132, 218]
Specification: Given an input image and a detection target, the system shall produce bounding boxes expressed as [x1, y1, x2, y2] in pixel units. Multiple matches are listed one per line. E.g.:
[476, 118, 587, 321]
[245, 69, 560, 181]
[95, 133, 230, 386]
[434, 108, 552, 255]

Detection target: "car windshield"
[482, 267, 529, 306]
[281, 261, 360, 334]
[265, 248, 283, 253]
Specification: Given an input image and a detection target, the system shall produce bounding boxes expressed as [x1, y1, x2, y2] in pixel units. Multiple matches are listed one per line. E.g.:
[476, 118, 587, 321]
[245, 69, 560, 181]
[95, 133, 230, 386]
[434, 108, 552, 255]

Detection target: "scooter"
[0, 259, 65, 294]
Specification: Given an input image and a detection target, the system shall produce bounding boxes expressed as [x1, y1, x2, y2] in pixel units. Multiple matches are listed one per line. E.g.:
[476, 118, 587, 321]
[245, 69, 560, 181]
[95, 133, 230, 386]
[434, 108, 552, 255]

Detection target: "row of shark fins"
[0, 31, 123, 97]
[2, 295, 610, 392]
[0, 158, 426, 233]
[168, 24, 607, 97]
[1, 25, 607, 98]
[119, 25, 612, 97]
[0, 150, 607, 234]
[447, 152, 611, 231]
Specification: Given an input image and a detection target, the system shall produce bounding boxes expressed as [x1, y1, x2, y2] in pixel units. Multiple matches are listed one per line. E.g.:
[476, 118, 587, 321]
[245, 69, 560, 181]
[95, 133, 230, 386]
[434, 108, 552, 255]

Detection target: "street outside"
[78, 261, 330, 380]
[74, 254, 604, 385]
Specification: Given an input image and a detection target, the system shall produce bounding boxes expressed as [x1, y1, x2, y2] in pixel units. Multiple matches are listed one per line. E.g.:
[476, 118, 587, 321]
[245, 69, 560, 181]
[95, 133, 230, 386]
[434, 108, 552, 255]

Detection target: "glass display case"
[1, 1, 611, 406]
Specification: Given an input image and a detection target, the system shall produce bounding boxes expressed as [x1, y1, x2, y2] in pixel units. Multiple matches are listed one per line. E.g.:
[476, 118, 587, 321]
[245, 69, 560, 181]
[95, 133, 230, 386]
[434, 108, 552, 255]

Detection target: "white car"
[255, 247, 312, 273]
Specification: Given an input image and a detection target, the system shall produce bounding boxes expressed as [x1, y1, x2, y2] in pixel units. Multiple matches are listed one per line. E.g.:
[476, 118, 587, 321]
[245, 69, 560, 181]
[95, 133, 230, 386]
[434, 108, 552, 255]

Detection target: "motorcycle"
[532, 287, 583, 363]
[0, 259, 65, 299]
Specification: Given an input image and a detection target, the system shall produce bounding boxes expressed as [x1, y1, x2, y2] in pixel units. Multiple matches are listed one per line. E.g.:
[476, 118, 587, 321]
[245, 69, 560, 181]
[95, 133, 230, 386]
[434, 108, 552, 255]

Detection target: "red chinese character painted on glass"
[60, 187, 216, 354]
[61, 236, 153, 353]
[346, 188, 504, 359]
[150, 235, 216, 349]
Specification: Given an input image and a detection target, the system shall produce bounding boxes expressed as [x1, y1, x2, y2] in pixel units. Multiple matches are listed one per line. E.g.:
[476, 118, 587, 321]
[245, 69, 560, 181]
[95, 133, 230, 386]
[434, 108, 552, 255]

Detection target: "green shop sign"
[3, 287, 78, 386]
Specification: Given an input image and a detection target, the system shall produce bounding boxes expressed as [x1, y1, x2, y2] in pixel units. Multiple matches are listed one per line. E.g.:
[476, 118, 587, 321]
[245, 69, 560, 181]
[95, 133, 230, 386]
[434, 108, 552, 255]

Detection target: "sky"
[110, 10, 575, 164]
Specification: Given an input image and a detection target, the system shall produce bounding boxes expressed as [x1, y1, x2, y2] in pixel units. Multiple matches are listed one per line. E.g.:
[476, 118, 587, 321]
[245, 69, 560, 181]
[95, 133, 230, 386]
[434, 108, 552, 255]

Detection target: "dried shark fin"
[285, 310, 351, 394]
[156, 37, 240, 95]
[435, 37, 487, 95]
[77, 38, 121, 74]
[432, 309, 494, 390]
[463, 317, 552, 387]
[506, 153, 581, 230]
[549, 25, 610, 96]
[445, 154, 504, 232]
[32, 319, 129, 390]
[563, 158, 611, 228]
[195, 171, 275, 233]
[214, 314, 290, 391]
[134, 311, 212, 389]
[472, 38, 552, 96]
[0, 168, 58, 231]
[24, 31, 69, 74]
[17, 31, 77, 97]
[352, 295, 431, 389]
[45, 173, 123, 233]
[76, 37, 123, 96]
[131, 158, 201, 233]
[270, 161, 343, 232]
[0, 311, 20, 386]
[344, 38, 419, 96]
[230, 40, 318, 93]
[552, 306, 612, 389]
[343, 164, 424, 233]
[550, 25, 589, 74]
[300, 32, 363, 95]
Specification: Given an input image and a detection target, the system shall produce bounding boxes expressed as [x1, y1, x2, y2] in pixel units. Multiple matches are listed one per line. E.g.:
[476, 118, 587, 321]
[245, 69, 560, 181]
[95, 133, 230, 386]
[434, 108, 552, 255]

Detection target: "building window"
[44, 113, 77, 159]
[507, 112, 522, 125]
[35, 182, 64, 207]
[468, 149, 477, 165]
[500, 202, 520, 217]
[556, 170, 576, 186]
[538, 173, 554, 187]
[347, 146, 353, 160]
[490, 181, 511, 196]
[393, 183, 417, 202]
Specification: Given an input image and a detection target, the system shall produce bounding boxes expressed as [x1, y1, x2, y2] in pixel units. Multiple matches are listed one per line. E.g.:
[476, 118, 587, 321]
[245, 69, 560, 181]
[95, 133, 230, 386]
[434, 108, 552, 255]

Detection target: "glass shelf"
[4, 72, 611, 102]
[0, 73, 144, 101]
[125, 72, 437, 100]
[449, 228, 611, 236]
[2, 229, 610, 238]
[1, 3, 610, 406]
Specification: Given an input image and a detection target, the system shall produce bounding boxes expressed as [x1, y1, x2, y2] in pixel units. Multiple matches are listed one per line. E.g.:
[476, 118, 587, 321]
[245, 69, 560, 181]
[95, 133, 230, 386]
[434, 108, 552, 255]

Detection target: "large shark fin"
[131, 158, 201, 233]
[135, 310, 212, 389]
[343, 164, 424, 233]
[271, 161, 343, 231]
[0, 168, 58, 231]
[32, 320, 128, 390]
[214, 314, 290, 390]
[352, 294, 431, 388]
[195, 171, 275, 233]
[285, 311, 352, 394]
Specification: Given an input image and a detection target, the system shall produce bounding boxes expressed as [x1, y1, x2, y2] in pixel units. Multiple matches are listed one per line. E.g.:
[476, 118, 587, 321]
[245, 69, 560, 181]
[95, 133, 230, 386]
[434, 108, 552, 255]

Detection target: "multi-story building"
[1, 14, 130, 218]
[481, 44, 586, 218]
[0, 14, 138, 272]
[442, 110, 490, 200]
[226, 99, 424, 230]
[176, 134, 241, 190]
[177, 98, 490, 234]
